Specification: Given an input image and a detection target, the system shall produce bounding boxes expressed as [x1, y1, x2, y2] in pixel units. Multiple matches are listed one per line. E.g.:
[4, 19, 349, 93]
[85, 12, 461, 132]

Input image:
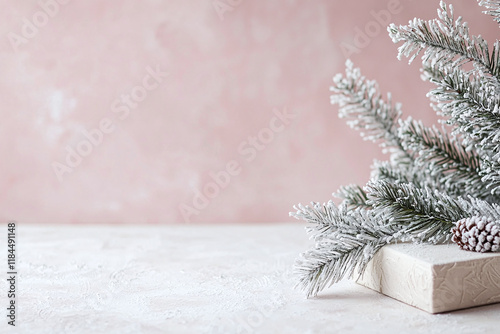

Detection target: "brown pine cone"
[451, 216, 500, 253]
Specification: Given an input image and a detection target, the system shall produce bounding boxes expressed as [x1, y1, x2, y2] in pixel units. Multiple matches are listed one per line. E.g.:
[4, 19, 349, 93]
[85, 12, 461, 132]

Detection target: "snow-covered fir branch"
[398, 118, 489, 198]
[334, 184, 370, 210]
[330, 60, 412, 166]
[423, 64, 500, 155]
[370, 159, 444, 192]
[421, 63, 500, 196]
[291, 181, 500, 297]
[389, 1, 500, 79]
[399, 119, 480, 171]
[371, 160, 412, 184]
[291, 1, 500, 298]
[292, 206, 398, 297]
[365, 181, 463, 243]
[479, 0, 500, 24]
[391, 1, 500, 195]
[366, 180, 500, 242]
[290, 201, 343, 238]
[461, 195, 500, 220]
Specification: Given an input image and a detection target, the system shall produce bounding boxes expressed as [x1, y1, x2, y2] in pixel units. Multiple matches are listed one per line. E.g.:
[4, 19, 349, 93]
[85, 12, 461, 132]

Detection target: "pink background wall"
[1, 0, 498, 224]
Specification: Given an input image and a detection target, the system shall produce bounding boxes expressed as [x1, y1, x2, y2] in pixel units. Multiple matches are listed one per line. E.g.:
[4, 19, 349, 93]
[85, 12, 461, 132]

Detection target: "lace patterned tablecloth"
[3, 223, 500, 333]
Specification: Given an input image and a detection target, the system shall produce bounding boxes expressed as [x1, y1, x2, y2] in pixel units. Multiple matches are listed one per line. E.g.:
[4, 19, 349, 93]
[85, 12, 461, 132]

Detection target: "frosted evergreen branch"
[366, 181, 500, 242]
[424, 64, 500, 152]
[294, 207, 398, 297]
[398, 118, 489, 198]
[292, 2, 500, 298]
[389, 1, 500, 79]
[334, 184, 370, 210]
[461, 195, 500, 220]
[330, 60, 412, 165]
[399, 118, 480, 170]
[365, 181, 466, 243]
[296, 237, 383, 298]
[371, 160, 412, 184]
[291, 184, 500, 297]
[478, 161, 500, 196]
[422, 60, 500, 115]
[371, 160, 445, 193]
[290, 201, 343, 238]
[479, 0, 500, 24]
[422, 64, 500, 195]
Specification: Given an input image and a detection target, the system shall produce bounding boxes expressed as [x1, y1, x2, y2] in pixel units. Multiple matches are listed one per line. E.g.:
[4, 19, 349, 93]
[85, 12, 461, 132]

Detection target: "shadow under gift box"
[356, 243, 500, 313]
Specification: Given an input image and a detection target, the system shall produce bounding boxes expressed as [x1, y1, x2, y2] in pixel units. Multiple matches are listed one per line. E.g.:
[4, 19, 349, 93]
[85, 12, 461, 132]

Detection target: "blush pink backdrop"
[0, 0, 498, 224]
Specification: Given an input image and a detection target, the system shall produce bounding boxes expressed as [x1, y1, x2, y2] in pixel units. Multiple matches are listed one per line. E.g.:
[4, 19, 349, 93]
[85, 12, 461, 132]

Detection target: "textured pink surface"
[0, 0, 498, 224]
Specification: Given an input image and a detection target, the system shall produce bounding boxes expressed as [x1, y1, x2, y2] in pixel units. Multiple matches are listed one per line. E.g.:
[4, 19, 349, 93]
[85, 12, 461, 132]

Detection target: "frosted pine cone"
[451, 217, 500, 252]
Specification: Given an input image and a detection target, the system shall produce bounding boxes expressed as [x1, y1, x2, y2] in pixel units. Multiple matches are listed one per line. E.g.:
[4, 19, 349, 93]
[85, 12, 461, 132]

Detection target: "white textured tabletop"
[3, 223, 500, 333]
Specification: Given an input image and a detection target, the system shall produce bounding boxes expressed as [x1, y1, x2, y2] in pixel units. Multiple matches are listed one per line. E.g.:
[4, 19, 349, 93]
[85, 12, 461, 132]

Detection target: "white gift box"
[356, 243, 500, 313]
